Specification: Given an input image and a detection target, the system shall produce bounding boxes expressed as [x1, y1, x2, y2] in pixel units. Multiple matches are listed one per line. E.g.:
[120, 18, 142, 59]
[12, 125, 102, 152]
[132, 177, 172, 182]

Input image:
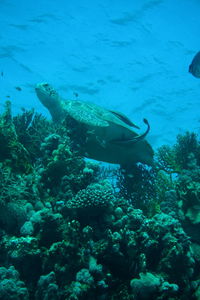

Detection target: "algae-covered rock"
[35, 271, 59, 300]
[130, 272, 179, 299]
[186, 205, 200, 224]
[130, 272, 161, 299]
[1, 236, 41, 283]
[0, 266, 29, 300]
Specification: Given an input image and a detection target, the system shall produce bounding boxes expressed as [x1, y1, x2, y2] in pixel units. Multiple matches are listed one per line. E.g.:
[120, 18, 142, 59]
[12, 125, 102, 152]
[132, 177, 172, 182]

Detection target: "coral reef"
[0, 103, 200, 299]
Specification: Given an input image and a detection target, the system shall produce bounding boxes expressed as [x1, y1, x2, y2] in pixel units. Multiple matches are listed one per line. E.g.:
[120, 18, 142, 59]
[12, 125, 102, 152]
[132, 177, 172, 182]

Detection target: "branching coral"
[13, 108, 54, 162]
[0, 102, 31, 173]
[155, 131, 200, 173]
[175, 132, 200, 169]
[155, 145, 179, 174]
[116, 163, 157, 215]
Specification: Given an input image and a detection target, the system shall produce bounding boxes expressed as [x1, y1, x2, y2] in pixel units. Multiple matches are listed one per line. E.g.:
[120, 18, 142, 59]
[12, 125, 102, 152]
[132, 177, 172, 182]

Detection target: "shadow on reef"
[0, 102, 200, 299]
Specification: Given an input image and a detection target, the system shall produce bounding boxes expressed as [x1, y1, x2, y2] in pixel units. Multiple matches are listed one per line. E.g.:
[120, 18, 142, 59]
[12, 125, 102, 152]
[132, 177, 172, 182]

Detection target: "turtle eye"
[43, 83, 51, 91]
[50, 90, 56, 96]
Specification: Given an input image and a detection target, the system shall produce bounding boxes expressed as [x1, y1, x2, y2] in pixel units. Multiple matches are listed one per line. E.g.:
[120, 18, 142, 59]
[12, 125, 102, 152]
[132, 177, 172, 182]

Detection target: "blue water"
[0, 0, 200, 148]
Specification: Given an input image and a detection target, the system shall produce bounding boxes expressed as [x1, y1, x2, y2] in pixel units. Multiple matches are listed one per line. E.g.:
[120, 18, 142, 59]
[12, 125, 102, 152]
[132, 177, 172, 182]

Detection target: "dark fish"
[1, 72, 3, 76]
[73, 92, 79, 98]
[109, 110, 140, 129]
[189, 51, 200, 78]
[15, 86, 22, 91]
[110, 118, 150, 145]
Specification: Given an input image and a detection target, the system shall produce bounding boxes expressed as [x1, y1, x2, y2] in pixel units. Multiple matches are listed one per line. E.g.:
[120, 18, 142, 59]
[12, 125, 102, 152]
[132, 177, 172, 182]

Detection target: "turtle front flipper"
[110, 118, 150, 145]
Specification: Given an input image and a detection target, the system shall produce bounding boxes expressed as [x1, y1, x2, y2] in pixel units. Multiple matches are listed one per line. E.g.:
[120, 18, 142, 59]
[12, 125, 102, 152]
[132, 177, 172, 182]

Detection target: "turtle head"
[35, 82, 64, 122]
[35, 83, 60, 108]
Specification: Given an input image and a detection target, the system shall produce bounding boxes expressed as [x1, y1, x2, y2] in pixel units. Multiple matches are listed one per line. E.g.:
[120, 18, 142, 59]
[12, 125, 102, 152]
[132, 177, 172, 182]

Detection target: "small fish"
[1, 72, 3, 76]
[73, 92, 79, 98]
[15, 86, 22, 91]
[189, 51, 200, 78]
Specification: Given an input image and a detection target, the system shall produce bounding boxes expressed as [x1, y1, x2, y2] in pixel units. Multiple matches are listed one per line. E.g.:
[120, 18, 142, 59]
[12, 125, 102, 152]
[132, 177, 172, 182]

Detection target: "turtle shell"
[64, 100, 138, 132]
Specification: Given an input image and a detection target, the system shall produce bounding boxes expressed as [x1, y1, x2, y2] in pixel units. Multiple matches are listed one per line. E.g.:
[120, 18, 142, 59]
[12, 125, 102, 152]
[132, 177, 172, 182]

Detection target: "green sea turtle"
[35, 82, 154, 165]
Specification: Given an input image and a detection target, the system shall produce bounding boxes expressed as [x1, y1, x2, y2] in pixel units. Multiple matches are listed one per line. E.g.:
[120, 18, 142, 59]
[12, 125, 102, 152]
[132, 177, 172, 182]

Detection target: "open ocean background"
[0, 0, 199, 149]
